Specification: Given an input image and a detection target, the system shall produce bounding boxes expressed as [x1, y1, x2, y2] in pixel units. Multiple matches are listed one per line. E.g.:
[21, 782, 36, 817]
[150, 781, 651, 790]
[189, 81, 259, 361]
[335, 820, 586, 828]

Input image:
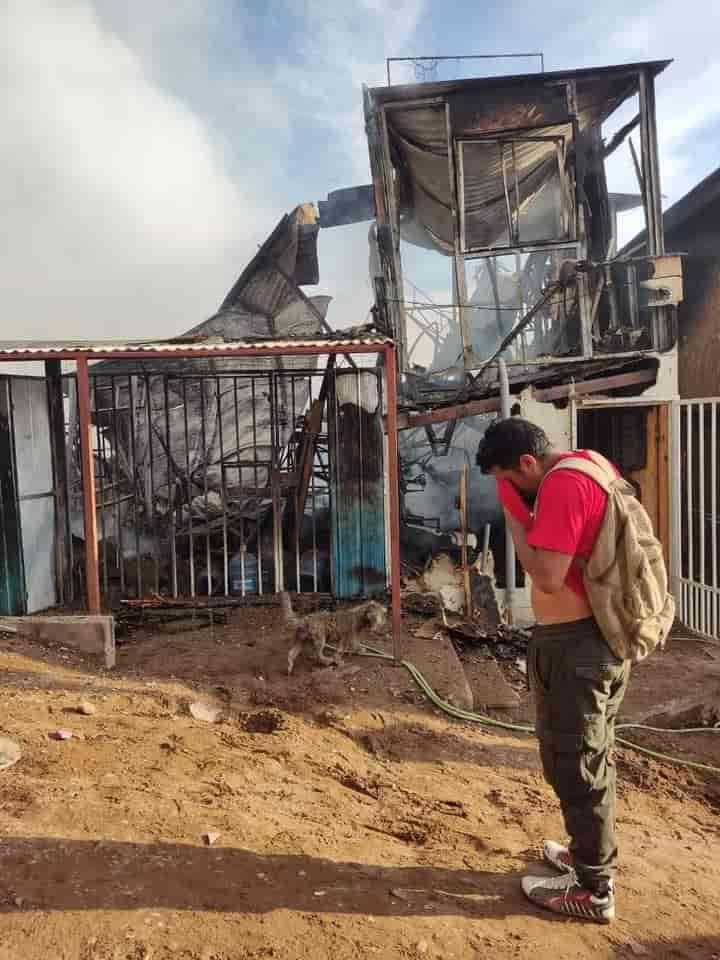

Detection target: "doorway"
[577, 403, 670, 561]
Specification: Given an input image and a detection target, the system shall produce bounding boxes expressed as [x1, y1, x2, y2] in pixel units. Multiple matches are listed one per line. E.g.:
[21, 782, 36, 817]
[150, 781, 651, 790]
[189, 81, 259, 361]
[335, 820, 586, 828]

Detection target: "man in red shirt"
[476, 417, 629, 924]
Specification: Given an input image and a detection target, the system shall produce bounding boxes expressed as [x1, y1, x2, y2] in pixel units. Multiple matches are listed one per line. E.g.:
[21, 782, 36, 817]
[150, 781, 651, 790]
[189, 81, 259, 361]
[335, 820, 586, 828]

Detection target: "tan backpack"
[545, 451, 675, 663]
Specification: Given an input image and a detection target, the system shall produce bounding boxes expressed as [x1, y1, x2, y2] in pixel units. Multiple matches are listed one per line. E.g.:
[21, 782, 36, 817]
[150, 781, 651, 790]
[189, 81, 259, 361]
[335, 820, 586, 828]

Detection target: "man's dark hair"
[476, 418, 552, 473]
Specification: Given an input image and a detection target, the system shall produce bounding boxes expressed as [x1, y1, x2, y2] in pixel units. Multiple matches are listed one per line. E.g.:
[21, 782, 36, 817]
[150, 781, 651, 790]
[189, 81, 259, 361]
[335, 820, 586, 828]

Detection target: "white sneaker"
[522, 871, 615, 923]
[543, 839, 574, 873]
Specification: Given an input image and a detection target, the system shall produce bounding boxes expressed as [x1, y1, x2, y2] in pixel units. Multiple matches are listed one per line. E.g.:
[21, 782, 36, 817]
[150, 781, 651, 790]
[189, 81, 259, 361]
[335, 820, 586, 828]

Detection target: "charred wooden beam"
[532, 367, 656, 402]
[395, 396, 501, 431]
[603, 114, 640, 158]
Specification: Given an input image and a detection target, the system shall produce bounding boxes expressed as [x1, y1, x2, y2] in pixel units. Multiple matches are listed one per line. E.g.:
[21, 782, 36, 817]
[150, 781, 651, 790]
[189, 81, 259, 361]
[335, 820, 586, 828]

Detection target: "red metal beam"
[384, 343, 403, 661]
[0, 343, 390, 363]
[76, 357, 101, 614]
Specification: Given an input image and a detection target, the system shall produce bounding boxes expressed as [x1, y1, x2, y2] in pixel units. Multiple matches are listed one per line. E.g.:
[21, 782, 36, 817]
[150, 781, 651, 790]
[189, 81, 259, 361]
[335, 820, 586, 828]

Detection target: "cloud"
[0, 0, 274, 341]
[0, 0, 425, 342]
[276, 0, 426, 183]
[5, 0, 716, 349]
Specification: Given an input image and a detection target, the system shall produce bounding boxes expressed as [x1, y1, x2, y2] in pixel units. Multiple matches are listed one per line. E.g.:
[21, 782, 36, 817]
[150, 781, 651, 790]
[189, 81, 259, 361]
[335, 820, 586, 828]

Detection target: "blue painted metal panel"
[329, 370, 386, 598]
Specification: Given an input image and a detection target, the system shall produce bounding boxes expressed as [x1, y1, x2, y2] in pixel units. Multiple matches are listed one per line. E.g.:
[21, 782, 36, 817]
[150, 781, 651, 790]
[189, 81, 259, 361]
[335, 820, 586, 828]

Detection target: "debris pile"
[403, 549, 530, 666]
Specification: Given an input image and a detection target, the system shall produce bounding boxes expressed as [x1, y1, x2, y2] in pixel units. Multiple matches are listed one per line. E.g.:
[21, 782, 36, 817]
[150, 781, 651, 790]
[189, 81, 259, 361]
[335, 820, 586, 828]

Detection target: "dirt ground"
[1, 606, 720, 960]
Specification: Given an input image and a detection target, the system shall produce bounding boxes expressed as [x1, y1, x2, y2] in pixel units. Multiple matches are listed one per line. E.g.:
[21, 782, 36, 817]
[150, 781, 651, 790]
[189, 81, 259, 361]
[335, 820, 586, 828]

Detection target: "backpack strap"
[544, 450, 616, 493]
[541, 451, 617, 573]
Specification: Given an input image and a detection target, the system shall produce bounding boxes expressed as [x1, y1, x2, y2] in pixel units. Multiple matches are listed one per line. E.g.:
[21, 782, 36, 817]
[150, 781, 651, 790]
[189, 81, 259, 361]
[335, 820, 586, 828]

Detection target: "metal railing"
[677, 398, 720, 639]
[64, 365, 384, 604]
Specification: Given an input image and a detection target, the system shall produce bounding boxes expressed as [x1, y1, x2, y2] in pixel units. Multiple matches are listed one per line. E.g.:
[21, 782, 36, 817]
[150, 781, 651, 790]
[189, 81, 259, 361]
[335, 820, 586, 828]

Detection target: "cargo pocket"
[551, 717, 610, 797]
[547, 731, 585, 795]
[580, 715, 609, 787]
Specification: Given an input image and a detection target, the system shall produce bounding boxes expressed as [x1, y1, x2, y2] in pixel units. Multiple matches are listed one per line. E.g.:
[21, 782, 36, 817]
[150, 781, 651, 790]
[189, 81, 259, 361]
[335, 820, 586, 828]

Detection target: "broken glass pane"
[401, 239, 461, 374]
[459, 129, 574, 253]
[462, 248, 582, 363]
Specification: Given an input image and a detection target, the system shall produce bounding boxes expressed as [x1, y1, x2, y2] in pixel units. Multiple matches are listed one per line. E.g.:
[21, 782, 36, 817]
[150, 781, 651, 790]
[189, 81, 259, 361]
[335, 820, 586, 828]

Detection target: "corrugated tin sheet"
[91, 296, 333, 376]
[218, 204, 320, 317]
[0, 336, 393, 358]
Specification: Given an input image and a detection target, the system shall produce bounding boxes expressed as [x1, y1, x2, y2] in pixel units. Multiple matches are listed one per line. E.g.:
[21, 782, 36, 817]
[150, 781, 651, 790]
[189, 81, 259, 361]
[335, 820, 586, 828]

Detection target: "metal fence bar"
[678, 398, 720, 640]
[713, 402, 718, 639]
[92, 376, 109, 597]
[686, 402, 694, 629]
[110, 377, 125, 596]
[199, 378, 211, 596]
[145, 374, 159, 596]
[80, 365, 383, 607]
[182, 378, 195, 598]
[233, 376, 245, 598]
[216, 376, 229, 597]
[251, 377, 262, 596]
[127, 375, 142, 598]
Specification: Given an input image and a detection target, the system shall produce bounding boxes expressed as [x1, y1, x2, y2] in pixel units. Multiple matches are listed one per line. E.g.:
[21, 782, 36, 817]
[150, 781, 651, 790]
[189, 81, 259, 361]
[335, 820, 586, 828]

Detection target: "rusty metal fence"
[64, 363, 387, 605]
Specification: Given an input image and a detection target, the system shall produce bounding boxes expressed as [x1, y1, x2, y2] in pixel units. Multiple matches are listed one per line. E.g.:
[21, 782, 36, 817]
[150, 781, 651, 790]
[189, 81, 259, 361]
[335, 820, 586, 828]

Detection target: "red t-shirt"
[526, 451, 619, 599]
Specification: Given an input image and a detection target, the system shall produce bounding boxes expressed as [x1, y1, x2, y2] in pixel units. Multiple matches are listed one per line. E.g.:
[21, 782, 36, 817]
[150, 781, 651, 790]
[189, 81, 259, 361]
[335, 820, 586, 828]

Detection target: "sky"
[2, 0, 719, 343]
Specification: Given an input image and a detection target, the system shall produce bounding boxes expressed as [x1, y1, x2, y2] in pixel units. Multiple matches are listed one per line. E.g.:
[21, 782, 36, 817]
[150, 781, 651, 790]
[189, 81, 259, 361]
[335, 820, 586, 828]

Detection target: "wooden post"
[76, 357, 100, 613]
[45, 360, 69, 605]
[460, 464, 472, 617]
[384, 344, 402, 661]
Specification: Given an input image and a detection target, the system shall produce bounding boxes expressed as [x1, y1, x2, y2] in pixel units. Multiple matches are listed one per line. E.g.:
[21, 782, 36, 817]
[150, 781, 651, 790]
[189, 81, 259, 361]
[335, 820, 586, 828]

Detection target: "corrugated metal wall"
[0, 379, 24, 614]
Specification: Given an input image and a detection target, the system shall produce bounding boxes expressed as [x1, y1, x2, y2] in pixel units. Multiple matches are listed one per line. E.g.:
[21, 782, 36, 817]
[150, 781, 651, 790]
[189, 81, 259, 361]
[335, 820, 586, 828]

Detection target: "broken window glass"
[590, 94, 673, 353]
[458, 127, 575, 253]
[462, 248, 582, 363]
[400, 239, 461, 374]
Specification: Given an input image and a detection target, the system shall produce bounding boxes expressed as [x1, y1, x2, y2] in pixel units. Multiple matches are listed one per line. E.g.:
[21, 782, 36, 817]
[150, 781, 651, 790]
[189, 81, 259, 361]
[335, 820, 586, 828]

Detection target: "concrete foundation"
[0, 615, 116, 669]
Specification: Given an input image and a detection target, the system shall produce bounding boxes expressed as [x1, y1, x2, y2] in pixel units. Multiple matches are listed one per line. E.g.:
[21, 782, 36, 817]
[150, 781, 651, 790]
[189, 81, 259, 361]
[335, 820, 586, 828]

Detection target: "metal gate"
[64, 363, 387, 605]
[676, 398, 720, 638]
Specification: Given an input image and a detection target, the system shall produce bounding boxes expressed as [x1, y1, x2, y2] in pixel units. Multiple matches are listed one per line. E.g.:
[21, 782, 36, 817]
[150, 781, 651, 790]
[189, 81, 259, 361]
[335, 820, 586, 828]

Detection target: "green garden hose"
[358, 644, 720, 776]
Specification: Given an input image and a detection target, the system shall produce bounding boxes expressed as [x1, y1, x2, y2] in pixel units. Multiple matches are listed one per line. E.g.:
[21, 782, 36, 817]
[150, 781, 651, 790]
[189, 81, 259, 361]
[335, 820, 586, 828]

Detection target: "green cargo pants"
[529, 617, 631, 893]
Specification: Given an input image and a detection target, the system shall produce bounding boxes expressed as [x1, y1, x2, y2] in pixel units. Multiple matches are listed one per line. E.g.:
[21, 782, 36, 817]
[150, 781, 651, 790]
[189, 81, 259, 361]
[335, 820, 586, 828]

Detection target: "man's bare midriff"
[531, 582, 593, 625]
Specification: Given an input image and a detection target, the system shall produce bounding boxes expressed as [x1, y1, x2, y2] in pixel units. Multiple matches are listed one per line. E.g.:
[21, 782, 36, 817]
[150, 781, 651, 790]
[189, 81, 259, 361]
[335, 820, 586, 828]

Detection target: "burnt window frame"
[455, 128, 577, 256]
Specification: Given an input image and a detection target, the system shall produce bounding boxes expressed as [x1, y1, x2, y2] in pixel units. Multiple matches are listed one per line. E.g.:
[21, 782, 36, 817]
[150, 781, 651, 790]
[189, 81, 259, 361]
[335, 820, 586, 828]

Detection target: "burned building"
[362, 59, 682, 622]
[0, 204, 400, 639]
[0, 57, 691, 647]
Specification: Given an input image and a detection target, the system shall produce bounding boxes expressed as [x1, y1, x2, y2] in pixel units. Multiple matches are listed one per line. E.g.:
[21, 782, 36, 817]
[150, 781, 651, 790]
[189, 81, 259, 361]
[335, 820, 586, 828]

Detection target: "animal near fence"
[676, 398, 720, 640]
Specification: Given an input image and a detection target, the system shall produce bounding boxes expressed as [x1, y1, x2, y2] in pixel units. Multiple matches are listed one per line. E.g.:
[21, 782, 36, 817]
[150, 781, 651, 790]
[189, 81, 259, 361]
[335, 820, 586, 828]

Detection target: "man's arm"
[504, 509, 573, 594]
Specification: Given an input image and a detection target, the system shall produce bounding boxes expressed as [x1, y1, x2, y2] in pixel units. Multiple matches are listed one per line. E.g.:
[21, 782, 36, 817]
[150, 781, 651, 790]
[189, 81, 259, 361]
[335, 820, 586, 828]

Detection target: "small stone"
[189, 702, 222, 723]
[629, 945, 650, 957]
[203, 832, 221, 846]
[0, 737, 21, 771]
[49, 729, 73, 741]
[416, 941, 429, 955]
[390, 887, 412, 901]
[14, 896, 24, 908]
[313, 890, 327, 897]
[78, 701, 97, 716]
[297, 870, 307, 878]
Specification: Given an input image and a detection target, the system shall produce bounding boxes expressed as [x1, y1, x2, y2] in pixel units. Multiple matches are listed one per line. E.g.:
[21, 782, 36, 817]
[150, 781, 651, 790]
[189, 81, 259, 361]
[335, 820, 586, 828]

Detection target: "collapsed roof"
[95, 203, 329, 376]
